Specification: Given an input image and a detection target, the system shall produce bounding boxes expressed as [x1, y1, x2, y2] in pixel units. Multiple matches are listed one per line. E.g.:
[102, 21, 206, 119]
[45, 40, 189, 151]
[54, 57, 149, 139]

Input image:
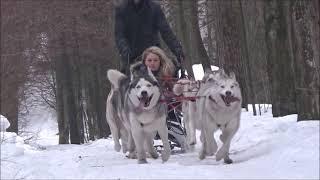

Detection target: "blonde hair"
[142, 46, 175, 77]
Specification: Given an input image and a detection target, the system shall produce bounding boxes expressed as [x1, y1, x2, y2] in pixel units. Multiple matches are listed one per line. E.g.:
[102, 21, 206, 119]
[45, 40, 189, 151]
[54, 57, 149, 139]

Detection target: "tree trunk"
[240, 0, 271, 106]
[239, 0, 257, 115]
[264, 0, 297, 117]
[3, 96, 19, 133]
[95, 64, 110, 138]
[55, 31, 81, 144]
[189, 0, 211, 70]
[65, 62, 80, 145]
[56, 33, 69, 144]
[176, 0, 194, 77]
[205, 0, 216, 64]
[215, 1, 250, 109]
[290, 0, 320, 121]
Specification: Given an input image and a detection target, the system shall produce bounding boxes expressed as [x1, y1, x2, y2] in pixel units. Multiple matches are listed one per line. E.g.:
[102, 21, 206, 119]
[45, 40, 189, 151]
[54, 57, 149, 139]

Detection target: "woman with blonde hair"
[142, 46, 176, 78]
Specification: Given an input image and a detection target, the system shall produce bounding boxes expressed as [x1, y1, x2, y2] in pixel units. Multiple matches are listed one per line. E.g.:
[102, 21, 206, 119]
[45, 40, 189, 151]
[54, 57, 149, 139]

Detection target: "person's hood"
[129, 0, 147, 10]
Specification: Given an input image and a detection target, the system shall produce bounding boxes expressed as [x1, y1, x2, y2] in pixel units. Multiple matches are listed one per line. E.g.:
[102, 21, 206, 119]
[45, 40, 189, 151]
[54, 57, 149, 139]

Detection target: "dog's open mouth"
[138, 94, 153, 107]
[221, 95, 240, 107]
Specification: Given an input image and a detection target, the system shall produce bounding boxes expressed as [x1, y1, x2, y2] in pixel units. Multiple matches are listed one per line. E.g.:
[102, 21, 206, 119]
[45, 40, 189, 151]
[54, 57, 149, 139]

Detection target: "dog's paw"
[216, 149, 227, 161]
[205, 144, 217, 156]
[150, 151, 159, 159]
[189, 141, 196, 146]
[199, 150, 206, 160]
[224, 157, 233, 164]
[161, 150, 170, 162]
[114, 144, 121, 152]
[206, 151, 215, 156]
[138, 159, 148, 164]
[122, 145, 128, 153]
[186, 144, 195, 152]
[127, 152, 137, 159]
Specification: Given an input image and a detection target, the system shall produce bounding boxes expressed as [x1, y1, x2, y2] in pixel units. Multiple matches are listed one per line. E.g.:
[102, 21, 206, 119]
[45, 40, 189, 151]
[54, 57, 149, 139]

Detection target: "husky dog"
[172, 70, 221, 147]
[198, 69, 242, 164]
[106, 87, 129, 153]
[173, 78, 199, 147]
[106, 62, 171, 164]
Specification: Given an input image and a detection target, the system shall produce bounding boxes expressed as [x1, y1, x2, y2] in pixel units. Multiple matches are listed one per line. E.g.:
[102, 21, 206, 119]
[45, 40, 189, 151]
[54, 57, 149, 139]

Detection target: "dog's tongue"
[225, 96, 240, 104]
[139, 96, 149, 107]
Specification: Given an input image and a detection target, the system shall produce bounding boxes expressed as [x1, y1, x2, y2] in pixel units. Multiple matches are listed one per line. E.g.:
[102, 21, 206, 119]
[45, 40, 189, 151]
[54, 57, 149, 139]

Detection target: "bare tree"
[165, 0, 211, 77]
[290, 0, 320, 121]
[1, 0, 34, 133]
[264, 0, 297, 117]
[2, 0, 115, 143]
[204, 0, 217, 64]
[215, 1, 251, 109]
[239, 0, 271, 107]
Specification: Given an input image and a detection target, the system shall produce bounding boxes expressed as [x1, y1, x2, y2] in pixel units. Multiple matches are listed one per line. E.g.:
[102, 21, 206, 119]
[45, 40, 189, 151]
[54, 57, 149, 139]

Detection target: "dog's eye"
[152, 81, 159, 86]
[231, 85, 234, 88]
[146, 84, 152, 87]
[136, 85, 141, 89]
[221, 85, 225, 88]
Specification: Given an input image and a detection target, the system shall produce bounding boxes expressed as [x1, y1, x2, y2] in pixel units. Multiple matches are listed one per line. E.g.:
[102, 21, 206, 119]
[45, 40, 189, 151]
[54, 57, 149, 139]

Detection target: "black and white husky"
[106, 62, 170, 164]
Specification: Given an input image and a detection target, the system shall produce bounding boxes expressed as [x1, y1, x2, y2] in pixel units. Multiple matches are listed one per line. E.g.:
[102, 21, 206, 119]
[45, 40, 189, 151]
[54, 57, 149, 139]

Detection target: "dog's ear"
[129, 82, 136, 89]
[206, 76, 219, 85]
[218, 69, 229, 79]
[229, 72, 236, 80]
[219, 68, 226, 75]
[129, 77, 139, 89]
[151, 80, 159, 87]
[147, 67, 157, 82]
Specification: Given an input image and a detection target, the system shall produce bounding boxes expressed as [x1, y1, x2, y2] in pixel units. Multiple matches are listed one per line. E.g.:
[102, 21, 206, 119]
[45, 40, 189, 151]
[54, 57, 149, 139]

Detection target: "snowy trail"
[2, 110, 319, 179]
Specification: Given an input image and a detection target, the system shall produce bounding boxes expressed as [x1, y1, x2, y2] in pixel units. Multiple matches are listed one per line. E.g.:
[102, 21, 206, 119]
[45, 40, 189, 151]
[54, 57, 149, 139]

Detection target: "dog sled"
[154, 75, 201, 151]
[107, 65, 242, 163]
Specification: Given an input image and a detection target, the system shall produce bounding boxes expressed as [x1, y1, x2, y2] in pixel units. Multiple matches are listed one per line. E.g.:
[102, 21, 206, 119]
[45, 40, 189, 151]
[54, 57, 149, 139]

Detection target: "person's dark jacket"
[114, 0, 184, 73]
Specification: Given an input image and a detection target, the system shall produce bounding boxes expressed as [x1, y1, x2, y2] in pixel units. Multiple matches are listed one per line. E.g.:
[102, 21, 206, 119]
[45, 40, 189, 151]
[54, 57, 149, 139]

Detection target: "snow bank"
[1, 114, 25, 158]
[0, 114, 10, 131]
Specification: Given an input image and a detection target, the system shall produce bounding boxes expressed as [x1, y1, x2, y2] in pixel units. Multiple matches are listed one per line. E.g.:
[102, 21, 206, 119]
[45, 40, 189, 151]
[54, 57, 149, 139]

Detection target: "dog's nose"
[226, 91, 232, 96]
[141, 91, 148, 97]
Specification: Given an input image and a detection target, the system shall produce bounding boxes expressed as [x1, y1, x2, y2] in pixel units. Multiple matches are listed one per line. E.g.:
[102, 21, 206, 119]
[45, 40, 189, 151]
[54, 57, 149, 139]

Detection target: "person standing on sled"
[114, 0, 186, 149]
[114, 0, 185, 77]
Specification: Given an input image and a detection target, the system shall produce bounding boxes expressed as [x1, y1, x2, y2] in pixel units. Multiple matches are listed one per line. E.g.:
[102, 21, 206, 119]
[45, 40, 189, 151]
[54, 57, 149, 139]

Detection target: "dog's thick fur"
[172, 70, 222, 148]
[106, 62, 170, 164]
[197, 69, 242, 164]
[173, 78, 199, 147]
[106, 71, 129, 153]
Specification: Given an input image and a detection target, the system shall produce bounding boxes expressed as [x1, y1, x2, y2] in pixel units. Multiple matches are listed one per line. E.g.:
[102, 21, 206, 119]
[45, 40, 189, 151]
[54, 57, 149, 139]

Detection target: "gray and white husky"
[172, 70, 221, 148]
[197, 69, 242, 164]
[106, 62, 170, 164]
[173, 78, 199, 148]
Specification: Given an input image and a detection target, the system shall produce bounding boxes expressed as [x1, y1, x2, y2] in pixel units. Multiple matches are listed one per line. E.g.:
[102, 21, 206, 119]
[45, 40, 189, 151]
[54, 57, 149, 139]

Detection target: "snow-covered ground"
[1, 106, 319, 179]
